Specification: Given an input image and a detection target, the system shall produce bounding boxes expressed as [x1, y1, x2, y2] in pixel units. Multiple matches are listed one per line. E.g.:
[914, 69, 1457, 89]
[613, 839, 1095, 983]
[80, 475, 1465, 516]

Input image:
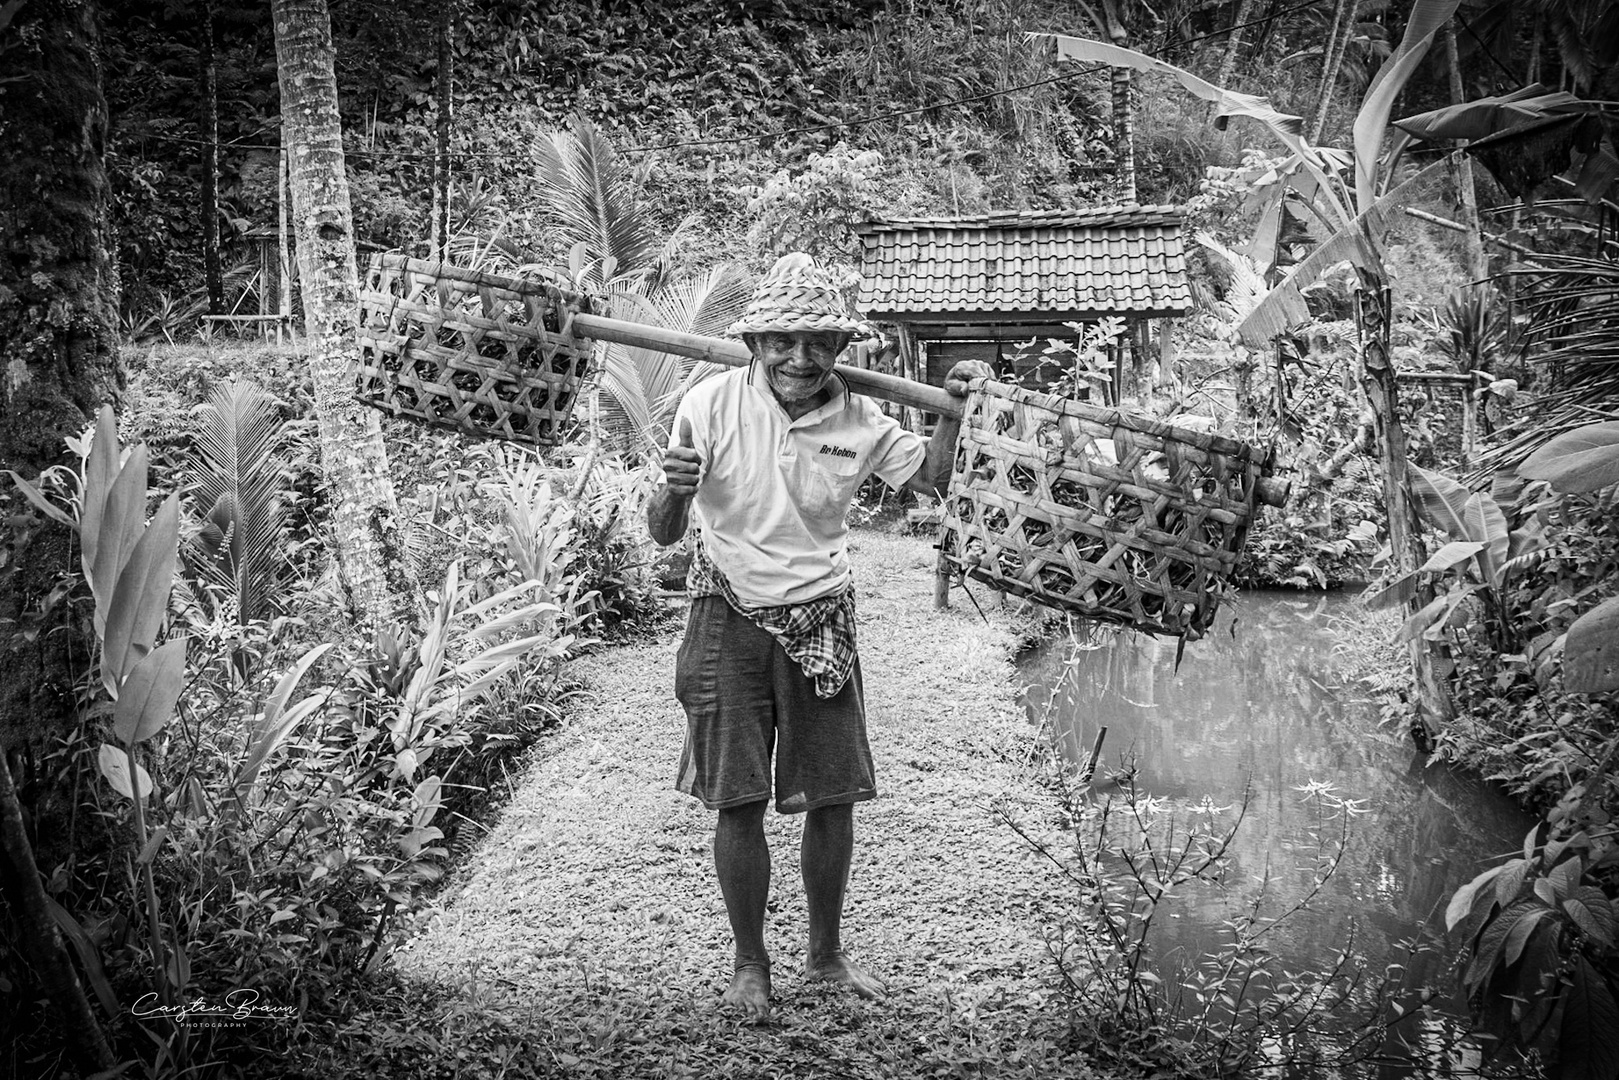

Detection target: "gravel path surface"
[393, 527, 1100, 1078]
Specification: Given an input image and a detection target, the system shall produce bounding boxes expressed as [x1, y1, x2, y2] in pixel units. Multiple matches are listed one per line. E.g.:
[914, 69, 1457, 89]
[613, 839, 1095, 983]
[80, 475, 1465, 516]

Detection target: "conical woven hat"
[727, 253, 871, 338]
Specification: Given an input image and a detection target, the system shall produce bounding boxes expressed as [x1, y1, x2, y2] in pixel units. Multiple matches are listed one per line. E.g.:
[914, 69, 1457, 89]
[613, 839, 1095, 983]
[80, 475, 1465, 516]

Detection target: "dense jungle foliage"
[3, 0, 1617, 1076]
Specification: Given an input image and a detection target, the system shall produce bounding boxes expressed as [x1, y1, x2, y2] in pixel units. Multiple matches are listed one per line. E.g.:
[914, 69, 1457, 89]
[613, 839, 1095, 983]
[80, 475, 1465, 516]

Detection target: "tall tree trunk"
[0, 2, 123, 1071]
[1212, 0, 1258, 96]
[1444, 21, 1486, 281]
[429, 0, 455, 262]
[1101, 0, 1136, 201]
[272, 0, 416, 628]
[200, 0, 223, 314]
[1309, 0, 1360, 143]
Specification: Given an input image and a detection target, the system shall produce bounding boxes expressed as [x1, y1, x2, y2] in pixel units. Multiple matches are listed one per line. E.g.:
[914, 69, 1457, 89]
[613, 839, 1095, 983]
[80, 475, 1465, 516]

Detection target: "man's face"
[751, 331, 849, 403]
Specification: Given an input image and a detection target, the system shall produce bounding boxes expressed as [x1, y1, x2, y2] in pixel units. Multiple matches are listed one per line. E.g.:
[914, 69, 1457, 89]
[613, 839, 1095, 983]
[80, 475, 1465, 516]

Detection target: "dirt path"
[393, 527, 1102, 1079]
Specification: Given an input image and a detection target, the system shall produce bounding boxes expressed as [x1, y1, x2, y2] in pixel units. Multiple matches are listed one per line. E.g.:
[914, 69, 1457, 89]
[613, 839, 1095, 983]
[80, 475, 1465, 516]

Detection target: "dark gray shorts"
[674, 596, 876, 814]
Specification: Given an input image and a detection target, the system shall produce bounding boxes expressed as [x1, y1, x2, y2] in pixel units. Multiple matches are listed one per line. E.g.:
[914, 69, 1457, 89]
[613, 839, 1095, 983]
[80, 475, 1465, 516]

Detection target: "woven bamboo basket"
[355, 254, 594, 446]
[938, 380, 1277, 637]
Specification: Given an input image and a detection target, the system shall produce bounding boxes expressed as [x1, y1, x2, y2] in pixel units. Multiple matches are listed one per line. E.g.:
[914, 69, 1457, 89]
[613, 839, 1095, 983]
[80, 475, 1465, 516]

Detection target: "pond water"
[1019, 589, 1536, 1078]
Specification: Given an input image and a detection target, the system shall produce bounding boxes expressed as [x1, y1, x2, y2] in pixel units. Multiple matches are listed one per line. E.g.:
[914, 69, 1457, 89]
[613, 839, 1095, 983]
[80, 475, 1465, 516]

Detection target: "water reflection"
[1021, 590, 1535, 1078]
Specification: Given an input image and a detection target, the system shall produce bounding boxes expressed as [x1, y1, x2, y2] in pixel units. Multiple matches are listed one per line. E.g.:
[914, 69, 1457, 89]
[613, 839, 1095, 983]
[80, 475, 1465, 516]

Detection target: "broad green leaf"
[1548, 856, 1584, 904]
[1566, 896, 1617, 947]
[1464, 898, 1536, 995]
[1040, 33, 1309, 144]
[1397, 593, 1451, 643]
[97, 743, 152, 801]
[1350, 0, 1461, 208]
[1497, 857, 1531, 907]
[235, 692, 324, 796]
[1563, 956, 1619, 1080]
[4, 471, 76, 528]
[399, 826, 444, 859]
[1419, 541, 1486, 574]
[1503, 907, 1550, 968]
[1446, 863, 1507, 930]
[412, 775, 443, 829]
[1518, 421, 1619, 493]
[80, 406, 119, 579]
[1564, 595, 1619, 694]
[90, 443, 149, 636]
[1461, 493, 1508, 584]
[1408, 465, 1471, 540]
[1362, 572, 1417, 611]
[111, 637, 187, 745]
[102, 492, 180, 694]
[1395, 85, 1587, 142]
[262, 642, 333, 729]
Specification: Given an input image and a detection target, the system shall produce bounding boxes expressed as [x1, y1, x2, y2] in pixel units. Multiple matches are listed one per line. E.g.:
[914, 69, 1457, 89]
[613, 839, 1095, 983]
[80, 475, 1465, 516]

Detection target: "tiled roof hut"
[856, 205, 1192, 422]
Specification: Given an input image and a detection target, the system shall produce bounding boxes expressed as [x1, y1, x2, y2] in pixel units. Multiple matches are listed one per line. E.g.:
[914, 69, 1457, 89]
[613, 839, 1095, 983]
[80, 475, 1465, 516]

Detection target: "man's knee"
[717, 799, 769, 833]
[805, 802, 853, 833]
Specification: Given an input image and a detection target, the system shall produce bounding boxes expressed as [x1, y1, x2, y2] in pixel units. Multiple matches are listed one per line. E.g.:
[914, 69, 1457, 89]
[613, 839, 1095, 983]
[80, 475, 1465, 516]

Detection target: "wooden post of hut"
[855, 206, 1194, 609]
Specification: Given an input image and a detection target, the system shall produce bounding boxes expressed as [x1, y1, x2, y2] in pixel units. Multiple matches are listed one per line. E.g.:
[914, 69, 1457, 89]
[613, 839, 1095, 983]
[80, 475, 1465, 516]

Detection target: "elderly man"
[647, 253, 991, 1021]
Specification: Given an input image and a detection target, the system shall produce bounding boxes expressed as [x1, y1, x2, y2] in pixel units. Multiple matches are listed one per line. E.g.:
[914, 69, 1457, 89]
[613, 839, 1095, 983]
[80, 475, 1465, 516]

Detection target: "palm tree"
[271, 0, 416, 628]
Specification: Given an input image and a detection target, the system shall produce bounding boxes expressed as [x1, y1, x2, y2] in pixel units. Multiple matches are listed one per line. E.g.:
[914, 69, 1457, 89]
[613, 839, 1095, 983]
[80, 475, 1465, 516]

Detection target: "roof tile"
[855, 204, 1193, 319]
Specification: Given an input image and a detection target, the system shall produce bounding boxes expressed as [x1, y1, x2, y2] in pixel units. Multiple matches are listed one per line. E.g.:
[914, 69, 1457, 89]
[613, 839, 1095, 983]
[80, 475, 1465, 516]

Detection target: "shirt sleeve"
[866, 404, 928, 489]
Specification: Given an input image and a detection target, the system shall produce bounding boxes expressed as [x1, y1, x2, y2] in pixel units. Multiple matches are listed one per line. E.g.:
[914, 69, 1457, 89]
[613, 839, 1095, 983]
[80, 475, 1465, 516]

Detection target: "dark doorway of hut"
[1020, 588, 1535, 1078]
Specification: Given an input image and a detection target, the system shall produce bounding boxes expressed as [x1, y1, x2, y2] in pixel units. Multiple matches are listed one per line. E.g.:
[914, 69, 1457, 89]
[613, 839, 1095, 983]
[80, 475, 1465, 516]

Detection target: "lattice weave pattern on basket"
[356, 255, 593, 446]
[938, 381, 1271, 637]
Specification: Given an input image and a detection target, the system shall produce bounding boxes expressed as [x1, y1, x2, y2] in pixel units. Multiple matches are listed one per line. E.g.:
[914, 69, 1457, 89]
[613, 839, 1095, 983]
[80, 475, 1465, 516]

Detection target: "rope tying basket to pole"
[356, 254, 594, 446]
[938, 380, 1280, 638]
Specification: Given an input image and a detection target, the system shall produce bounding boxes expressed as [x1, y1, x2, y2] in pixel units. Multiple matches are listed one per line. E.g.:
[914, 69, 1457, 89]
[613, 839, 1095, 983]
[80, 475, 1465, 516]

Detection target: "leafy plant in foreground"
[1000, 758, 1399, 1077]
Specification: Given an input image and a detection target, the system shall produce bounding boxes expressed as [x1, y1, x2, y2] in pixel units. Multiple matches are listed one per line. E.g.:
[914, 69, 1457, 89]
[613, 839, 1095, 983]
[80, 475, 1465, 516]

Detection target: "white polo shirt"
[666, 363, 927, 607]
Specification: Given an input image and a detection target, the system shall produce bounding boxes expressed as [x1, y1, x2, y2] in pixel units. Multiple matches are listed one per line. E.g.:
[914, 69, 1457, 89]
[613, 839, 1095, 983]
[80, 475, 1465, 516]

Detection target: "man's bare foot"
[805, 951, 887, 1000]
[720, 963, 772, 1022]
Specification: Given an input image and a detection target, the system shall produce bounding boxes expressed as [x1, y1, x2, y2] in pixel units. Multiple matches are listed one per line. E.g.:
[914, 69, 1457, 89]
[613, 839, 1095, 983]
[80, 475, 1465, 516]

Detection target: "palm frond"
[534, 115, 663, 284]
[1473, 252, 1619, 473]
[186, 379, 294, 626]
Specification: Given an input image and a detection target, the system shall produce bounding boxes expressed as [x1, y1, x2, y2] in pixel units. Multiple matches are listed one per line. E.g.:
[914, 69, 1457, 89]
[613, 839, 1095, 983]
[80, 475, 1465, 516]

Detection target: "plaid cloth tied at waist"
[686, 540, 857, 699]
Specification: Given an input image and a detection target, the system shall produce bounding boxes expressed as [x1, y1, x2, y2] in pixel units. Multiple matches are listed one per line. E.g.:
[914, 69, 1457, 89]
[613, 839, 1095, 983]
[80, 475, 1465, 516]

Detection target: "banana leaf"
[1237, 152, 1457, 345]
[1350, 0, 1459, 208]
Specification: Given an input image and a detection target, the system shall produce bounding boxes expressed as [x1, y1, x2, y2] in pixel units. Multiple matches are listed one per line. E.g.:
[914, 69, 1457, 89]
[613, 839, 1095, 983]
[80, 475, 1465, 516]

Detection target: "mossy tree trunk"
[0, 1, 123, 1072]
[0, 0, 123, 743]
[271, 0, 417, 628]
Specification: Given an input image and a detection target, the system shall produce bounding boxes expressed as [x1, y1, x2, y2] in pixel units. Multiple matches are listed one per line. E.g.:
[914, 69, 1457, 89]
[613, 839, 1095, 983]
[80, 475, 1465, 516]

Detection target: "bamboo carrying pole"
[572, 313, 1291, 508]
[571, 313, 960, 418]
[570, 313, 1290, 509]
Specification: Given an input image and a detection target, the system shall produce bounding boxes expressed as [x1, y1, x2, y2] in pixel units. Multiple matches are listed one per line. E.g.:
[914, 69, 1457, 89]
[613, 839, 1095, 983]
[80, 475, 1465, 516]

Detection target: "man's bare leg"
[714, 800, 772, 1020]
[802, 802, 886, 999]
